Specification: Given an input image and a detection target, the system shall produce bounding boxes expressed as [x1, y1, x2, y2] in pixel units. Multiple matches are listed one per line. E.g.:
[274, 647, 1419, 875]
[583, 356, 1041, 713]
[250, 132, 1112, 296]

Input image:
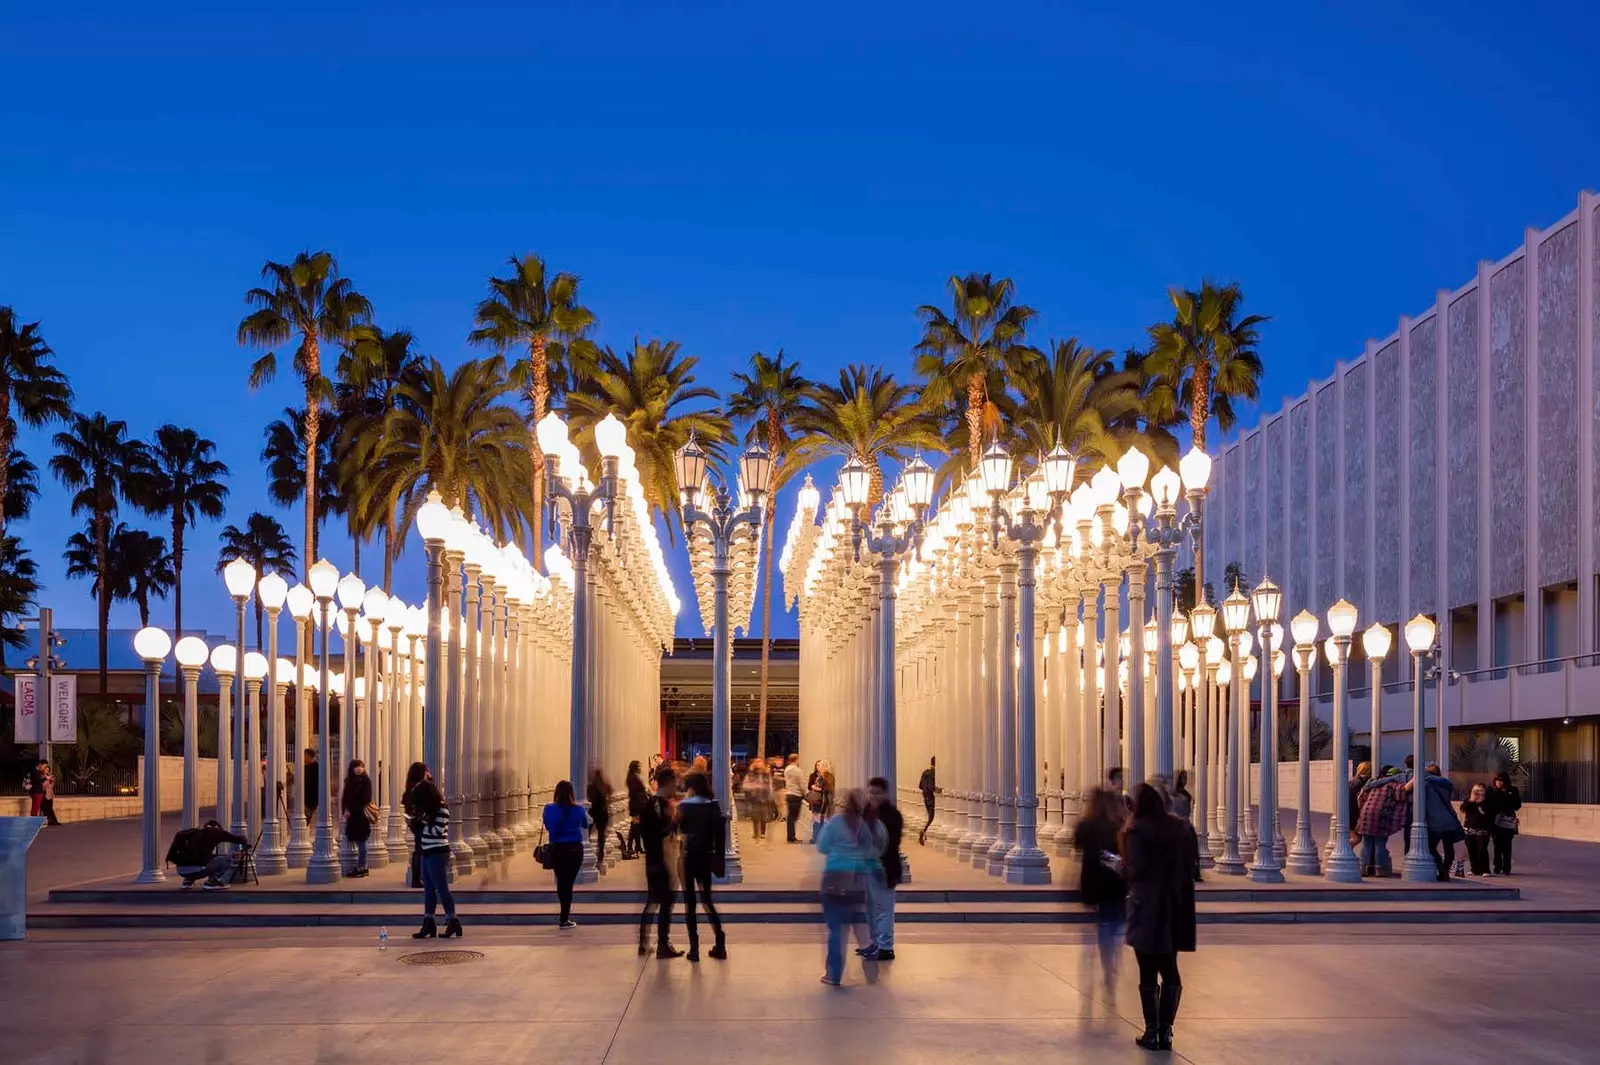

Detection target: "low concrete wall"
[1247, 760, 1340, 815]
[0, 756, 218, 823]
[1518, 803, 1600, 842]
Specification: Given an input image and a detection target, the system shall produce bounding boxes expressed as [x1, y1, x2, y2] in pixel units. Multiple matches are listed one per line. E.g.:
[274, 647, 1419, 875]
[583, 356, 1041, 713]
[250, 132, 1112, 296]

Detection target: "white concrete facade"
[1203, 190, 1600, 735]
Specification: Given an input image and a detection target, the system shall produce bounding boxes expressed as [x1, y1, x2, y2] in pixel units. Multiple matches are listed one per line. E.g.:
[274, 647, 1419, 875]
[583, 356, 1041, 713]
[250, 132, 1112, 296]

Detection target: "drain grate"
[399, 949, 484, 966]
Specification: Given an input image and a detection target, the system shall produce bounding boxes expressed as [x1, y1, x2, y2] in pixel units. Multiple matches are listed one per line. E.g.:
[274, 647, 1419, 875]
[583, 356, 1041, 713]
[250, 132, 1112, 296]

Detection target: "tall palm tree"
[1145, 280, 1267, 592]
[0, 307, 74, 542]
[4, 449, 39, 523]
[728, 349, 812, 760]
[1010, 338, 1147, 476]
[793, 365, 943, 503]
[913, 273, 1036, 473]
[66, 524, 175, 629]
[262, 408, 339, 542]
[238, 250, 373, 565]
[353, 356, 535, 549]
[139, 425, 229, 638]
[468, 253, 599, 569]
[0, 537, 38, 668]
[50, 413, 147, 695]
[564, 339, 731, 539]
[335, 327, 424, 589]
[217, 513, 299, 648]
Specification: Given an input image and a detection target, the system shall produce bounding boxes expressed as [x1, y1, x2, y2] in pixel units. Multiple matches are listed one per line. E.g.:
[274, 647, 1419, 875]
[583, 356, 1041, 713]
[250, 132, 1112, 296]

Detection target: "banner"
[14, 675, 40, 743]
[49, 675, 77, 744]
[11, 675, 75, 744]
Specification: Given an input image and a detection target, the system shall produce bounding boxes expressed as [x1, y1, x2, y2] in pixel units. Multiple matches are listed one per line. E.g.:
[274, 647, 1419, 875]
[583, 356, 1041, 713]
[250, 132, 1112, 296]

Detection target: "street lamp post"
[306, 559, 342, 884]
[209, 645, 236, 838]
[1324, 599, 1363, 882]
[1190, 606, 1217, 865]
[134, 626, 172, 883]
[242, 652, 268, 846]
[418, 491, 451, 776]
[257, 573, 289, 875]
[676, 430, 772, 885]
[1403, 613, 1439, 883]
[1248, 578, 1284, 883]
[174, 637, 208, 829]
[360, 587, 391, 868]
[285, 583, 314, 868]
[1363, 623, 1392, 777]
[1287, 610, 1321, 875]
[222, 558, 255, 843]
[1216, 585, 1251, 875]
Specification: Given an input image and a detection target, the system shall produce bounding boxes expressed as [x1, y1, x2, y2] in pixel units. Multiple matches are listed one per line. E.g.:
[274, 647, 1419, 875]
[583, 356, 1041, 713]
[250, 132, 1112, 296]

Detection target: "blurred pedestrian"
[543, 779, 590, 929]
[409, 775, 460, 939]
[815, 788, 884, 986]
[1073, 786, 1128, 986]
[917, 757, 937, 845]
[1486, 771, 1522, 874]
[587, 766, 613, 870]
[1356, 767, 1406, 878]
[784, 754, 806, 843]
[625, 760, 647, 859]
[37, 762, 61, 826]
[1122, 782, 1197, 1053]
[862, 777, 902, 960]
[677, 771, 727, 962]
[1460, 783, 1493, 876]
[1413, 763, 1463, 881]
[25, 760, 46, 819]
[639, 767, 682, 958]
[742, 760, 773, 842]
[302, 748, 320, 828]
[340, 759, 373, 878]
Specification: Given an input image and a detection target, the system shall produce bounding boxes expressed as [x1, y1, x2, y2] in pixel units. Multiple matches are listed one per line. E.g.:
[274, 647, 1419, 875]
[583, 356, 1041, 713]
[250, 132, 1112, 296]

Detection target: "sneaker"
[180, 880, 195, 890]
[202, 879, 228, 892]
[559, 920, 578, 930]
[856, 946, 878, 958]
[874, 949, 895, 961]
[820, 976, 840, 987]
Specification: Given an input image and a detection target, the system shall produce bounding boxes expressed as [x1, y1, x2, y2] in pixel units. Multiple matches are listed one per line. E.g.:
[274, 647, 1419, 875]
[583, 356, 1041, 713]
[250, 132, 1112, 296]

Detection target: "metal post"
[180, 665, 200, 828]
[568, 521, 597, 883]
[1287, 656, 1321, 874]
[1403, 650, 1435, 882]
[423, 539, 445, 775]
[1193, 649, 1213, 867]
[135, 659, 165, 884]
[363, 614, 388, 869]
[215, 671, 233, 841]
[258, 606, 287, 875]
[1004, 535, 1050, 883]
[445, 554, 472, 876]
[1216, 632, 1247, 875]
[1154, 536, 1176, 780]
[231, 597, 248, 842]
[287, 617, 310, 868]
[1127, 562, 1147, 786]
[462, 565, 486, 869]
[1325, 636, 1362, 881]
[1249, 626, 1284, 882]
[306, 598, 341, 884]
[987, 557, 1018, 877]
[37, 608, 52, 766]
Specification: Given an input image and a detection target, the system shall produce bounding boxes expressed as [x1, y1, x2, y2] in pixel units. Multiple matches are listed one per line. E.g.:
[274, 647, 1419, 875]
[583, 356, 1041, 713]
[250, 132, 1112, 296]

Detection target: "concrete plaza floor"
[4, 922, 1595, 1064]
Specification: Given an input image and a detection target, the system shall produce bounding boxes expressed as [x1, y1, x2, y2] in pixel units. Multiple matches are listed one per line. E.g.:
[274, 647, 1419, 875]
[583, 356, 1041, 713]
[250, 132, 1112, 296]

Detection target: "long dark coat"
[341, 773, 373, 844]
[1123, 814, 1197, 955]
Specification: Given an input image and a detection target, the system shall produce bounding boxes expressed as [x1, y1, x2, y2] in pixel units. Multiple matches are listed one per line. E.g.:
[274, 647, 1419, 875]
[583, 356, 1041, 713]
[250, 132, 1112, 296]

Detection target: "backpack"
[166, 827, 204, 867]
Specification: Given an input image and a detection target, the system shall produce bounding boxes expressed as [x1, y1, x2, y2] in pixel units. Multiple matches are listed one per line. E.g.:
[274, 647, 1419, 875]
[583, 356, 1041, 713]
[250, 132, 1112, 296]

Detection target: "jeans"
[921, 796, 935, 839]
[1427, 832, 1456, 879]
[420, 849, 455, 917]
[1491, 830, 1515, 874]
[640, 862, 675, 947]
[1360, 835, 1392, 874]
[593, 817, 609, 868]
[550, 842, 583, 922]
[1095, 898, 1126, 979]
[683, 853, 723, 949]
[351, 838, 368, 869]
[177, 854, 236, 885]
[865, 869, 895, 950]
[786, 796, 803, 841]
[1465, 833, 1491, 875]
[821, 893, 870, 983]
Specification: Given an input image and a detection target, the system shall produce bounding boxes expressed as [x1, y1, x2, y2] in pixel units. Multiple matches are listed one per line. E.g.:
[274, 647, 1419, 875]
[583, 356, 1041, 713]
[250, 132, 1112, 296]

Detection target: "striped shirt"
[419, 804, 451, 850]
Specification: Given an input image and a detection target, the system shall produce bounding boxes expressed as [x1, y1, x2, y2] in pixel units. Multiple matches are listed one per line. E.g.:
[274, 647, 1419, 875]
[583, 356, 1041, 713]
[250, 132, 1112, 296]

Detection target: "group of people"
[1349, 760, 1523, 880]
[730, 754, 835, 845]
[21, 760, 61, 826]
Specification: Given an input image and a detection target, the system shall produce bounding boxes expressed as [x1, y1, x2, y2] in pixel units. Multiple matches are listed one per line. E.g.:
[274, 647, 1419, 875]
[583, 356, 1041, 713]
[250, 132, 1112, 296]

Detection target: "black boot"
[412, 916, 438, 940]
[708, 929, 727, 960]
[1134, 985, 1163, 1050]
[656, 942, 684, 959]
[686, 939, 700, 963]
[1157, 984, 1182, 1051]
[442, 916, 463, 939]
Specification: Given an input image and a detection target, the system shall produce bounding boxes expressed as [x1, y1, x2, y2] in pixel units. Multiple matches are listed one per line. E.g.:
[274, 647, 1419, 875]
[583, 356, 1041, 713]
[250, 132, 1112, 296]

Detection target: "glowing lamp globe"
[900, 452, 935, 511]
[222, 557, 256, 599]
[674, 434, 708, 501]
[1190, 602, 1217, 641]
[1323, 635, 1341, 667]
[1116, 446, 1150, 491]
[1362, 623, 1392, 662]
[535, 411, 569, 457]
[1179, 446, 1212, 493]
[1179, 641, 1199, 673]
[209, 644, 237, 676]
[1205, 635, 1225, 663]
[1250, 576, 1282, 623]
[286, 583, 314, 621]
[1216, 660, 1232, 687]
[839, 454, 871, 509]
[362, 587, 390, 622]
[1150, 466, 1181, 507]
[1090, 466, 1120, 507]
[274, 658, 295, 685]
[979, 439, 1013, 496]
[308, 558, 339, 600]
[1290, 609, 1319, 648]
[1405, 613, 1437, 655]
[243, 652, 268, 681]
[337, 572, 366, 612]
[174, 636, 209, 669]
[594, 413, 628, 459]
[257, 572, 289, 612]
[133, 626, 171, 663]
[1170, 610, 1189, 646]
[1041, 442, 1077, 496]
[416, 489, 452, 543]
[1327, 599, 1359, 639]
[740, 440, 774, 499]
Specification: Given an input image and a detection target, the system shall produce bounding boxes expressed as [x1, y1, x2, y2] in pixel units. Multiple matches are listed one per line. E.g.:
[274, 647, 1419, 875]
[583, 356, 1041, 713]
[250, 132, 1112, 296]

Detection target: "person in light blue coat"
[815, 788, 885, 986]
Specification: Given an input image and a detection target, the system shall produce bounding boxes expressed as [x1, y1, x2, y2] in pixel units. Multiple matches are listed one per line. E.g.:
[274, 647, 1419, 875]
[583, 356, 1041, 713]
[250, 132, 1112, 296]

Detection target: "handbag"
[1494, 813, 1520, 834]
[364, 802, 380, 825]
[534, 823, 551, 869]
[820, 869, 865, 904]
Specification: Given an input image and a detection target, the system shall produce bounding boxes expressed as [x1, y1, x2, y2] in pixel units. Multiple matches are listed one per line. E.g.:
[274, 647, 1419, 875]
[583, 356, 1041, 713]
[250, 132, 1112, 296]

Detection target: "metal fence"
[0, 764, 139, 798]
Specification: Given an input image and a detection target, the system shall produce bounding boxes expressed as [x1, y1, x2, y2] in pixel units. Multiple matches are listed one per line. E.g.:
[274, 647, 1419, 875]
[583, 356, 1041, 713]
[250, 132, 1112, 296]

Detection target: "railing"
[0, 765, 139, 798]
[1452, 652, 1600, 683]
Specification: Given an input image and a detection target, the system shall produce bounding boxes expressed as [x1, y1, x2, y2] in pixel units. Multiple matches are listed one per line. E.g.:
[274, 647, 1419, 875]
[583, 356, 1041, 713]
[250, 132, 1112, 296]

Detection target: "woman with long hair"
[543, 779, 591, 929]
[401, 762, 430, 889]
[625, 760, 647, 859]
[677, 771, 727, 962]
[1073, 786, 1129, 986]
[814, 788, 885, 986]
[409, 774, 461, 939]
[587, 766, 614, 870]
[1121, 783, 1197, 1052]
[340, 759, 374, 878]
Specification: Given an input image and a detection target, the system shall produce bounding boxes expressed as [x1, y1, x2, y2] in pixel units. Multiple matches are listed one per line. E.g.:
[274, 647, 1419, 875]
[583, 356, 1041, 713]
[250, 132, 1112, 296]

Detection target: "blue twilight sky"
[2, 0, 1598, 646]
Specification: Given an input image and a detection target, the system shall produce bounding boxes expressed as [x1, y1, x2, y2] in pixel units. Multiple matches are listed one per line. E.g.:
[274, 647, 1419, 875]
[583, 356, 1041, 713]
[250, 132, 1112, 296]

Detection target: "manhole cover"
[400, 950, 484, 966]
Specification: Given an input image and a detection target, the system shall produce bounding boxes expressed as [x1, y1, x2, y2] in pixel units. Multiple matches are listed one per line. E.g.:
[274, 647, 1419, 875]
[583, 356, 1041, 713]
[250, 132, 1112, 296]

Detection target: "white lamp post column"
[384, 609, 408, 865]
[210, 647, 235, 841]
[1248, 579, 1285, 883]
[257, 574, 289, 875]
[223, 559, 254, 843]
[1324, 599, 1363, 882]
[1403, 613, 1440, 883]
[1287, 610, 1322, 875]
[360, 590, 389, 868]
[1216, 584, 1251, 875]
[134, 627, 171, 884]
[242, 653, 266, 845]
[306, 559, 343, 885]
[1364, 623, 1391, 785]
[461, 561, 486, 870]
[174, 637, 208, 828]
[285, 584, 314, 867]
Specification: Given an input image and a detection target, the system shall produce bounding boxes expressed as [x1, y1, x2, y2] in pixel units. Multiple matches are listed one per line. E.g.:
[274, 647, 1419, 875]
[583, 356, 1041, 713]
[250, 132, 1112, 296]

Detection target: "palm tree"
[1010, 338, 1147, 476]
[238, 251, 373, 565]
[4, 448, 39, 523]
[564, 339, 731, 539]
[50, 413, 147, 695]
[1145, 281, 1267, 593]
[728, 350, 812, 760]
[353, 356, 535, 549]
[139, 425, 229, 638]
[0, 307, 74, 542]
[793, 365, 943, 503]
[262, 408, 339, 543]
[468, 253, 599, 569]
[67, 524, 175, 629]
[217, 512, 299, 648]
[335, 327, 424, 589]
[913, 273, 1036, 473]
[0, 536, 38, 668]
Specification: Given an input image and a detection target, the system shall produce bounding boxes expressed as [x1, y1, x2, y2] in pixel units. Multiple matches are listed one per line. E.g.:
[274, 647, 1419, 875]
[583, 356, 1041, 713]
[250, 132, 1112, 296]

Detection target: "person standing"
[625, 760, 647, 859]
[25, 761, 46, 819]
[783, 754, 806, 843]
[638, 767, 683, 958]
[1122, 783, 1197, 1053]
[677, 771, 728, 962]
[543, 780, 591, 930]
[815, 788, 885, 987]
[742, 760, 773, 842]
[1460, 783, 1493, 876]
[1413, 764, 1463, 881]
[409, 775, 461, 939]
[302, 748, 321, 830]
[340, 760, 374, 878]
[862, 777, 903, 961]
[917, 757, 937, 845]
[1073, 786, 1129, 986]
[38, 762, 61, 826]
[401, 762, 429, 890]
[1486, 771, 1522, 875]
[587, 766, 613, 871]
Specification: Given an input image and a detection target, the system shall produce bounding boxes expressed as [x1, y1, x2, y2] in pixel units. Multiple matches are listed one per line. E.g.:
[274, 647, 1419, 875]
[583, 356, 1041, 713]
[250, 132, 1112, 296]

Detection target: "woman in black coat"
[1122, 783, 1198, 1053]
[1072, 786, 1128, 984]
[625, 761, 647, 858]
[341, 760, 374, 878]
[1485, 772, 1522, 875]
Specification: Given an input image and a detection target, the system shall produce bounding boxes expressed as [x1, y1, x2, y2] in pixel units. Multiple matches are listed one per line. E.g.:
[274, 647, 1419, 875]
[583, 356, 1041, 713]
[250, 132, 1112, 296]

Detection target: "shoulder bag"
[534, 822, 551, 869]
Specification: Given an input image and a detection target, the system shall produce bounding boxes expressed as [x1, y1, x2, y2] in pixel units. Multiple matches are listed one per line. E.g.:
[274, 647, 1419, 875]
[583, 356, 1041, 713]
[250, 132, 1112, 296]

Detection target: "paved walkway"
[3, 923, 1594, 1063]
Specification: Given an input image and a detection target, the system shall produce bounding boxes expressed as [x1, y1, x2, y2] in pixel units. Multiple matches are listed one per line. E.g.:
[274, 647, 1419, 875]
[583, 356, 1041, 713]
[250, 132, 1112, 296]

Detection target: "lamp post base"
[985, 831, 1013, 877]
[718, 816, 744, 885]
[256, 823, 288, 876]
[575, 836, 599, 885]
[451, 839, 476, 879]
[1286, 836, 1321, 876]
[384, 809, 409, 866]
[1324, 842, 1363, 883]
[1246, 843, 1285, 884]
[465, 833, 490, 872]
[1002, 844, 1052, 885]
[1402, 826, 1436, 883]
[305, 846, 343, 885]
[1214, 837, 1247, 876]
[134, 868, 167, 885]
[1195, 833, 1215, 869]
[286, 819, 311, 869]
[366, 821, 390, 870]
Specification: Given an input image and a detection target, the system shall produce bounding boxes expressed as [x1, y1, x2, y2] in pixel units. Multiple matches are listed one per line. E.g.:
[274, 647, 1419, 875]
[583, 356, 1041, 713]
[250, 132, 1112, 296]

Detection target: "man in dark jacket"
[302, 748, 320, 827]
[168, 820, 248, 890]
[638, 768, 682, 958]
[861, 777, 904, 961]
[917, 758, 937, 845]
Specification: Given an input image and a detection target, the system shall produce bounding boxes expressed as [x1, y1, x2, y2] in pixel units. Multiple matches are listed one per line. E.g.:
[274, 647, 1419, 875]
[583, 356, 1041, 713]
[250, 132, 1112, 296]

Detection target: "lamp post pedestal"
[136, 660, 166, 884]
[1402, 653, 1437, 883]
[1247, 627, 1284, 884]
[307, 598, 343, 886]
[1003, 537, 1050, 885]
[1324, 634, 1363, 883]
[1286, 660, 1321, 875]
[257, 605, 288, 877]
[1215, 632, 1247, 876]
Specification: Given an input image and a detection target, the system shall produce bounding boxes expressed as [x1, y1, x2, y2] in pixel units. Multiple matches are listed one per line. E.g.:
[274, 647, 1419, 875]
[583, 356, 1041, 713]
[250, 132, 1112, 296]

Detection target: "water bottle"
[378, 927, 389, 952]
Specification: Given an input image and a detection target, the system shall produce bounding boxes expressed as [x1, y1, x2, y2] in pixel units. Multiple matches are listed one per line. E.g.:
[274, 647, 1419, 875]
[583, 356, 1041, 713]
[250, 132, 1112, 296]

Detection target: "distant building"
[659, 637, 798, 761]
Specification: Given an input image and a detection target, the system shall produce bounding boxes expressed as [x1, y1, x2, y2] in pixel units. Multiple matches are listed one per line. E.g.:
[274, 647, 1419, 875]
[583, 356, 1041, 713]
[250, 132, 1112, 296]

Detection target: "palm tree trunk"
[352, 531, 361, 581]
[0, 394, 12, 544]
[255, 601, 265, 652]
[966, 373, 985, 473]
[1189, 368, 1211, 597]
[138, 597, 150, 630]
[528, 336, 550, 571]
[172, 516, 184, 638]
[383, 508, 397, 592]
[302, 335, 323, 568]
[96, 511, 109, 698]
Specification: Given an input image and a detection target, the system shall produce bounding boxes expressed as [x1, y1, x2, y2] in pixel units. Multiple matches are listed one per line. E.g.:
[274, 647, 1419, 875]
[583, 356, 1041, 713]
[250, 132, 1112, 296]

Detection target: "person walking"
[638, 767, 683, 958]
[815, 788, 885, 987]
[677, 771, 728, 963]
[1348, 762, 1373, 842]
[409, 775, 460, 939]
[917, 757, 937, 845]
[1460, 783, 1493, 877]
[1122, 783, 1198, 1053]
[783, 754, 806, 843]
[1486, 771, 1522, 875]
[861, 776, 903, 961]
[742, 760, 773, 842]
[302, 748, 320, 829]
[587, 766, 613, 871]
[543, 780, 591, 930]
[1073, 786, 1129, 987]
[340, 759, 374, 878]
